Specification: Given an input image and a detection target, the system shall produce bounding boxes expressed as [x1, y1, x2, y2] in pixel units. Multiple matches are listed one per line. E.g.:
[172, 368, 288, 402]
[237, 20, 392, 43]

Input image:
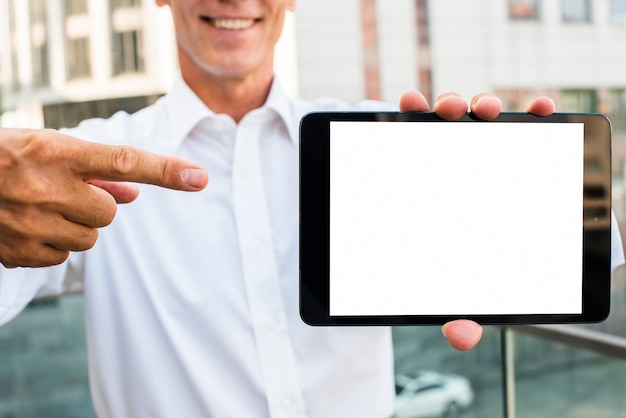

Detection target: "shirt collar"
[163, 75, 213, 150]
[163, 74, 297, 149]
[262, 78, 298, 145]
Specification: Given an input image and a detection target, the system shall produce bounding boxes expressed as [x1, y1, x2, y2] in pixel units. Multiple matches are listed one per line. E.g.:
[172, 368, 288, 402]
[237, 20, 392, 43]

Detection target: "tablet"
[299, 112, 612, 325]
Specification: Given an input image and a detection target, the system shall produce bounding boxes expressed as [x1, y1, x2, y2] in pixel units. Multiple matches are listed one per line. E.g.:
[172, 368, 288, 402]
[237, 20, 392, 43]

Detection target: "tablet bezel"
[299, 112, 612, 326]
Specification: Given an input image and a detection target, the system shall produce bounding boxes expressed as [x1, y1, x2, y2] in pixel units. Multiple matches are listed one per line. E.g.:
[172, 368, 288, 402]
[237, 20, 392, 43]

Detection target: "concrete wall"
[428, 0, 626, 98]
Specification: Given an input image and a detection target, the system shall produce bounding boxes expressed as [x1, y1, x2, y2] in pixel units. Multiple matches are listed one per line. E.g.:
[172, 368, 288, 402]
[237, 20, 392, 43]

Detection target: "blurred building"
[295, 0, 626, 124]
[0, 0, 300, 129]
[2, 0, 626, 128]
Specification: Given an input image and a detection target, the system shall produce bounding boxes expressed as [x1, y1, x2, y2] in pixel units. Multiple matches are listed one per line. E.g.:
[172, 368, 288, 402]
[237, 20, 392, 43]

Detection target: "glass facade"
[0, 296, 95, 418]
[65, 0, 88, 16]
[562, 0, 592, 22]
[110, 0, 146, 76]
[5, 305, 626, 417]
[111, 0, 141, 7]
[112, 29, 144, 76]
[7, 0, 19, 92]
[611, 0, 626, 25]
[513, 331, 626, 417]
[562, 90, 598, 113]
[29, 0, 49, 87]
[64, 0, 92, 81]
[66, 37, 91, 80]
[393, 326, 504, 417]
[609, 89, 626, 133]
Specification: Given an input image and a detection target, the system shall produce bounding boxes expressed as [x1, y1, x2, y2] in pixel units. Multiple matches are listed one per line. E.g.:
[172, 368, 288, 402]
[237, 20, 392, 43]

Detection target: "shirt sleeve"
[612, 210, 625, 271]
[0, 254, 82, 326]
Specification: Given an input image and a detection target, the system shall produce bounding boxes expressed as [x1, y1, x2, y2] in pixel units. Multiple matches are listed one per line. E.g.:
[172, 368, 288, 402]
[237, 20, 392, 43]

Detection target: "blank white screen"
[329, 121, 584, 316]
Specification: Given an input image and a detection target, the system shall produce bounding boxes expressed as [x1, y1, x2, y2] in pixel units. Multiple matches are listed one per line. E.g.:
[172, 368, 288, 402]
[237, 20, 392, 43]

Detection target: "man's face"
[157, 0, 295, 80]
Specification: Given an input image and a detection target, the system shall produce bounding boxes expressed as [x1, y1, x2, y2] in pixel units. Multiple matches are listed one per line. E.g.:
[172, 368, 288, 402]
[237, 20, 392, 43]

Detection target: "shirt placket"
[232, 112, 307, 418]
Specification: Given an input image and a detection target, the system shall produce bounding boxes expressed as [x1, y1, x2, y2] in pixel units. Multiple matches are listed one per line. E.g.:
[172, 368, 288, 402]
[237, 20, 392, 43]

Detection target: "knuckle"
[0, 207, 41, 241]
[82, 229, 99, 251]
[97, 202, 117, 228]
[1, 130, 66, 205]
[40, 251, 71, 267]
[108, 146, 138, 177]
[17, 177, 55, 204]
[91, 191, 118, 228]
[1, 128, 59, 162]
[22, 129, 62, 160]
[159, 158, 175, 186]
[68, 228, 99, 252]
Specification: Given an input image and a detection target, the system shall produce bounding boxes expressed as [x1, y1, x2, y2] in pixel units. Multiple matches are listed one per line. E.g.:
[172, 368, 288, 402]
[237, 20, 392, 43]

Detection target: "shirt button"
[279, 397, 293, 412]
[241, 170, 253, 180]
[265, 317, 277, 330]
[252, 238, 267, 255]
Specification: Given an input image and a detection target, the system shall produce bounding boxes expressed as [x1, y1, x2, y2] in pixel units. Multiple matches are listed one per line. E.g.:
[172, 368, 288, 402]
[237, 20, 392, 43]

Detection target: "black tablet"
[299, 112, 612, 325]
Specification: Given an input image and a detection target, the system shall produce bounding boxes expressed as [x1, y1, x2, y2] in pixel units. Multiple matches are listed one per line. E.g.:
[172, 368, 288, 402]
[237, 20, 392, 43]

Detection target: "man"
[0, 1, 569, 417]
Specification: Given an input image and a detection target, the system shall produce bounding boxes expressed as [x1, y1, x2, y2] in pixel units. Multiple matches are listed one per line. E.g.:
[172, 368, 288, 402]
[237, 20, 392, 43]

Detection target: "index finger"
[433, 93, 469, 120]
[527, 96, 556, 116]
[69, 140, 208, 191]
[398, 90, 430, 112]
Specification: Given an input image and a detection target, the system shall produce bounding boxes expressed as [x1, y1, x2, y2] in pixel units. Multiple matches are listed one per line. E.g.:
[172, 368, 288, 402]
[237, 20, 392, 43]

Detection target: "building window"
[30, 0, 50, 87]
[31, 37, 50, 87]
[509, 0, 540, 20]
[111, 0, 141, 7]
[66, 37, 91, 80]
[562, 0, 591, 22]
[561, 90, 597, 113]
[65, 0, 88, 15]
[611, 0, 626, 25]
[64, 0, 91, 81]
[110, 0, 145, 76]
[8, 0, 20, 91]
[112, 30, 145, 75]
[609, 90, 626, 132]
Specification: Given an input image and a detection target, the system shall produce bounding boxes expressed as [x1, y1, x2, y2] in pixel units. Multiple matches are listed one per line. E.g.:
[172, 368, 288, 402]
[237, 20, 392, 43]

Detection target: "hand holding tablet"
[300, 112, 612, 325]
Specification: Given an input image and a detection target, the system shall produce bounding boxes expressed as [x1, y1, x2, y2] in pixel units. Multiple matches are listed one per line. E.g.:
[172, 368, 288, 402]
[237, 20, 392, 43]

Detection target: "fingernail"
[475, 95, 501, 107]
[182, 168, 207, 189]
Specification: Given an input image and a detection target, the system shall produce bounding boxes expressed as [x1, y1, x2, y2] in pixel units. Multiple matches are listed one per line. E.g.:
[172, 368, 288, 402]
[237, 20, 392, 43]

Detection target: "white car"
[394, 371, 474, 418]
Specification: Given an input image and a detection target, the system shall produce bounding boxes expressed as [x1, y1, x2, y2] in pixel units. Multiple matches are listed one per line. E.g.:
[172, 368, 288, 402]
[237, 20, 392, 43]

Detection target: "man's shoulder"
[291, 96, 397, 118]
[60, 98, 166, 148]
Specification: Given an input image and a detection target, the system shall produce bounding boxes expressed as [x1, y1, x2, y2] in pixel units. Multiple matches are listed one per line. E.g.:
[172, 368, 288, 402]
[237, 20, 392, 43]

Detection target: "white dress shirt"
[0, 76, 624, 417]
[0, 77, 395, 418]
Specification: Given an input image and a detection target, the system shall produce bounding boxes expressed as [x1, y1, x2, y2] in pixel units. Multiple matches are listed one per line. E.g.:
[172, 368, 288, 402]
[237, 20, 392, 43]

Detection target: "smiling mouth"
[202, 17, 260, 30]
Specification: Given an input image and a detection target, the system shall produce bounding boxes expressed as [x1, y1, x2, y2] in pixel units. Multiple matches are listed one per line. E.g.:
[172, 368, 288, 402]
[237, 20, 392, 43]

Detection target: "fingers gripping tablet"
[299, 112, 612, 325]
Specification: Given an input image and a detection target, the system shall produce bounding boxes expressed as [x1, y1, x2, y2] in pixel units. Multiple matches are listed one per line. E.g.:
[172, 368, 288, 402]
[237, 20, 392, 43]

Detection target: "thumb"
[441, 320, 483, 351]
[88, 180, 140, 204]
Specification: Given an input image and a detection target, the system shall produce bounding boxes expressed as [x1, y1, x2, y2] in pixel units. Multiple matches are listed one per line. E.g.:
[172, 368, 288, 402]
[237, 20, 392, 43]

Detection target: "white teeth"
[211, 18, 255, 30]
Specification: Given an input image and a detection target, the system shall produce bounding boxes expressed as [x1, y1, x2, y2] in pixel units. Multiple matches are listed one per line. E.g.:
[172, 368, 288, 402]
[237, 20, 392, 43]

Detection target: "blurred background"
[1, 0, 626, 417]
